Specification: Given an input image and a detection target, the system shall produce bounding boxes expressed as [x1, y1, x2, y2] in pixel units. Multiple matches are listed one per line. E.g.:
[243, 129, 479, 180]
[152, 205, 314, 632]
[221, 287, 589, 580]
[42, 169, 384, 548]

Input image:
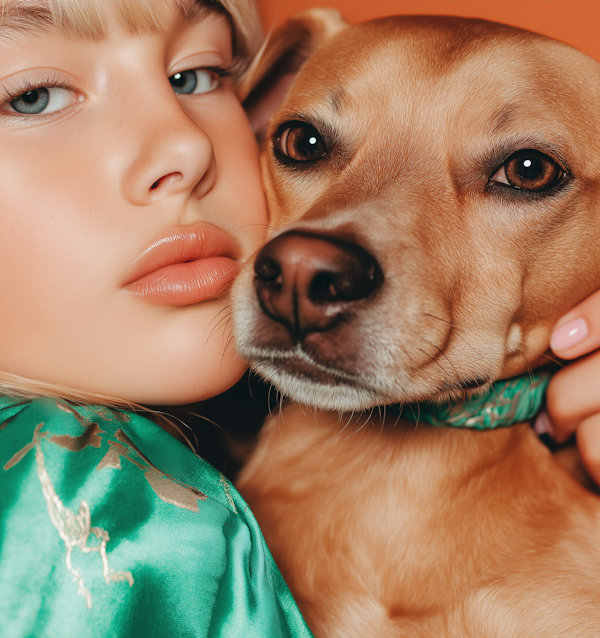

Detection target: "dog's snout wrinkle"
[254, 231, 382, 340]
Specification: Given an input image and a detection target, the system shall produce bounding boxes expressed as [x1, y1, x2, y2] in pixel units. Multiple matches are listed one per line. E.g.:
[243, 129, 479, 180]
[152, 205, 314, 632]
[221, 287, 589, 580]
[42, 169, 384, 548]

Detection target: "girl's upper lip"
[124, 223, 240, 286]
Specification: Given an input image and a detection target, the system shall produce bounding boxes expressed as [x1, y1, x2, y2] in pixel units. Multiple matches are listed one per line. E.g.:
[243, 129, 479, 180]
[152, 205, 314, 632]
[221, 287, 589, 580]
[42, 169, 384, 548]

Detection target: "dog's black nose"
[254, 231, 382, 339]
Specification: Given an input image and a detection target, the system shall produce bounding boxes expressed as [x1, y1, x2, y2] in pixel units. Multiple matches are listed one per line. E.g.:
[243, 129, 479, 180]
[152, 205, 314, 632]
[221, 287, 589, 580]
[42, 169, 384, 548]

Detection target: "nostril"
[149, 172, 183, 192]
[255, 255, 282, 283]
[308, 247, 381, 305]
[310, 273, 338, 304]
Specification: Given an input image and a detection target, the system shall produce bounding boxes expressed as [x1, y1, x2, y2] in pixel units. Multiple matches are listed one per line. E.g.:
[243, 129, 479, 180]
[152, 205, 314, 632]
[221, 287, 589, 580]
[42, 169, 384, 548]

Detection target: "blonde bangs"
[46, 0, 171, 37]
[218, 0, 262, 65]
[0, 0, 185, 39]
[0, 0, 262, 64]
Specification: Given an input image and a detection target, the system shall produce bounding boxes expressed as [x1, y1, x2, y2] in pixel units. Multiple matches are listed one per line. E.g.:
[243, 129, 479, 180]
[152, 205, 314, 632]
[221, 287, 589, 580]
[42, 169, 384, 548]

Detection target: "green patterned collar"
[399, 372, 550, 430]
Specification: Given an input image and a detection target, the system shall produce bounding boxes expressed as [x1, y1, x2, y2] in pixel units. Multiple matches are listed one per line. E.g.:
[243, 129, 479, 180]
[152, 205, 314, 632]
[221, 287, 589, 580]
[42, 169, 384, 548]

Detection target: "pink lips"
[123, 225, 240, 306]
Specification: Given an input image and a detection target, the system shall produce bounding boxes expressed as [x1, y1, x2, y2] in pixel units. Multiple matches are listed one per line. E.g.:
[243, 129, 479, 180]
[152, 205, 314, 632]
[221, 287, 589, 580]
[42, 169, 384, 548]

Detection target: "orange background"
[256, 0, 600, 62]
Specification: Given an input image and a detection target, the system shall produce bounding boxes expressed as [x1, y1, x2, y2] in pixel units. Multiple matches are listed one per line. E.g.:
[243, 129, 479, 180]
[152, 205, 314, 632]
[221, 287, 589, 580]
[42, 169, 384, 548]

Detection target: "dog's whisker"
[205, 309, 234, 346]
[218, 332, 236, 371]
[221, 318, 233, 341]
[415, 345, 453, 383]
[278, 391, 285, 424]
[391, 406, 403, 429]
[422, 312, 486, 360]
[430, 342, 461, 384]
[205, 304, 231, 334]
[535, 351, 566, 369]
[213, 313, 233, 341]
[267, 383, 274, 417]
[343, 408, 374, 441]
[318, 409, 356, 446]
[247, 370, 255, 400]
[177, 408, 231, 443]
[402, 322, 459, 383]
[204, 306, 232, 345]
[422, 312, 459, 329]
[150, 409, 201, 452]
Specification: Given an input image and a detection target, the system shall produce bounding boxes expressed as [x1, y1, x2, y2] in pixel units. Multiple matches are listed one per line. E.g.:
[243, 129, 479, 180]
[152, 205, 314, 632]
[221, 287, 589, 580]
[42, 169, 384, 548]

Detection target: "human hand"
[536, 290, 600, 485]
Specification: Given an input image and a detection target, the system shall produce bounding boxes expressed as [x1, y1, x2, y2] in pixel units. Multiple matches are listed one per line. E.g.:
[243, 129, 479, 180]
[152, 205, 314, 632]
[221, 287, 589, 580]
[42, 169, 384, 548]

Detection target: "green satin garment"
[0, 396, 313, 638]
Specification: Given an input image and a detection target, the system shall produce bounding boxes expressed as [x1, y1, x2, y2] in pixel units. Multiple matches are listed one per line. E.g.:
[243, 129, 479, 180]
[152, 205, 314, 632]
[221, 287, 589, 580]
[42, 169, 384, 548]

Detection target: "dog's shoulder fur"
[240, 406, 600, 636]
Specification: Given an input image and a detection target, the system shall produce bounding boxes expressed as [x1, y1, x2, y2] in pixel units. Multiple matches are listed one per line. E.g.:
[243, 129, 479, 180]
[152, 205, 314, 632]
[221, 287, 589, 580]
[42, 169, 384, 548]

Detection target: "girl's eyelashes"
[168, 66, 232, 96]
[0, 78, 79, 118]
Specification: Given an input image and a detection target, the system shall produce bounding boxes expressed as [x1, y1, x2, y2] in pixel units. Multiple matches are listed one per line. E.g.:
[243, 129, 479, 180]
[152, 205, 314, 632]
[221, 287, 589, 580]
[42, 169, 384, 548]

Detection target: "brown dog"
[233, 10, 600, 636]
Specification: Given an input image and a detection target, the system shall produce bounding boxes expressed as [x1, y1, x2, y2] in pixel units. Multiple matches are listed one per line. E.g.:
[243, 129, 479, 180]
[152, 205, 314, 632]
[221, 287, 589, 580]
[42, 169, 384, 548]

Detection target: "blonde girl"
[0, 1, 312, 635]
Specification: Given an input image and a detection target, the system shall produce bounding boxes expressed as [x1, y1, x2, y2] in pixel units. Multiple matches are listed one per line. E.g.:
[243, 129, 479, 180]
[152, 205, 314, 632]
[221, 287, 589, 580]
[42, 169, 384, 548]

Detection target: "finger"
[545, 351, 600, 443]
[577, 413, 600, 487]
[551, 289, 600, 360]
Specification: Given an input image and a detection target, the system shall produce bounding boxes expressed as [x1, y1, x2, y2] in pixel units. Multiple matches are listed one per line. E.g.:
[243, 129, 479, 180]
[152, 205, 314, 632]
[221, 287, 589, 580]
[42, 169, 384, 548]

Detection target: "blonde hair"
[0, 0, 262, 407]
[0, 0, 263, 76]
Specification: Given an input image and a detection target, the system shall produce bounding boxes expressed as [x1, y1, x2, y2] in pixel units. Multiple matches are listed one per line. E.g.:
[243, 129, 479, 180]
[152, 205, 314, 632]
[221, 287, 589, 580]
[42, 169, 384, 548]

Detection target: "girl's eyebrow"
[0, 0, 214, 43]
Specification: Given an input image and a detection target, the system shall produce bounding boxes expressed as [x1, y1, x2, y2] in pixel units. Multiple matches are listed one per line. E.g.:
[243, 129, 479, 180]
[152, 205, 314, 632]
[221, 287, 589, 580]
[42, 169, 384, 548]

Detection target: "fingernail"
[534, 410, 555, 439]
[551, 317, 588, 351]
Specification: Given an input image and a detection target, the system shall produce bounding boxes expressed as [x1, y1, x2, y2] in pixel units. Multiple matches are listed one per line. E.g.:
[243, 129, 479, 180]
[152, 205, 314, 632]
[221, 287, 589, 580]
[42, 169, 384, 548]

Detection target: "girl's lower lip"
[124, 256, 239, 305]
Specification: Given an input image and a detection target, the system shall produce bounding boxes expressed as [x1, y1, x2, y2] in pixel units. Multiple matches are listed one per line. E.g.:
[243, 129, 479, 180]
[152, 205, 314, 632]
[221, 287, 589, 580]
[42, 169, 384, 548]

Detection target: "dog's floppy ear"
[239, 8, 348, 140]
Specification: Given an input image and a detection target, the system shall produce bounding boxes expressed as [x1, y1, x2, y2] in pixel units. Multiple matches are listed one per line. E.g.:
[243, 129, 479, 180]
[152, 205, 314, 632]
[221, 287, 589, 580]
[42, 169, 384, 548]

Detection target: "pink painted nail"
[534, 410, 555, 439]
[551, 318, 588, 351]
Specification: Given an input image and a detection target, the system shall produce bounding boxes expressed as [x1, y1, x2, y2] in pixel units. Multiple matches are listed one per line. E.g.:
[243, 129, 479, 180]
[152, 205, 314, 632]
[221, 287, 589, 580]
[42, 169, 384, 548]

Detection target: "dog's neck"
[398, 372, 550, 430]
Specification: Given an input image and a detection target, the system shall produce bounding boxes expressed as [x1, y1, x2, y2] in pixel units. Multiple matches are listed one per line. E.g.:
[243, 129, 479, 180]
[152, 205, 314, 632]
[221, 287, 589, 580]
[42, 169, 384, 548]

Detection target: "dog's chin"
[252, 360, 387, 411]
[243, 345, 388, 411]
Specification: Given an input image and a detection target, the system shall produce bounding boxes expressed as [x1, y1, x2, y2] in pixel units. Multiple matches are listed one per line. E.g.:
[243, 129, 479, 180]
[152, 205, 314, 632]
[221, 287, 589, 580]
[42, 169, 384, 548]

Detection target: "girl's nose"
[121, 93, 216, 206]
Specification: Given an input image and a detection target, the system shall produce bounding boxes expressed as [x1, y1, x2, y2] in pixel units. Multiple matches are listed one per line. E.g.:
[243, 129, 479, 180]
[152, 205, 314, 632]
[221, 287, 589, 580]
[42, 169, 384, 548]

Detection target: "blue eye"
[169, 69, 219, 95]
[9, 87, 72, 115]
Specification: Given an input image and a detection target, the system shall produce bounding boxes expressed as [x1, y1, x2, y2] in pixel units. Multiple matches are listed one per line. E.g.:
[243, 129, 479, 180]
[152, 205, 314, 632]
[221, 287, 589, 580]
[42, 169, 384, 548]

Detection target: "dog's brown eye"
[278, 123, 327, 162]
[492, 150, 564, 191]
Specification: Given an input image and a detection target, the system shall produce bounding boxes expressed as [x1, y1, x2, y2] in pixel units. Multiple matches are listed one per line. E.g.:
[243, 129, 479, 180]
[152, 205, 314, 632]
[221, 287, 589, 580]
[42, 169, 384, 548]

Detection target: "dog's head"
[233, 11, 600, 412]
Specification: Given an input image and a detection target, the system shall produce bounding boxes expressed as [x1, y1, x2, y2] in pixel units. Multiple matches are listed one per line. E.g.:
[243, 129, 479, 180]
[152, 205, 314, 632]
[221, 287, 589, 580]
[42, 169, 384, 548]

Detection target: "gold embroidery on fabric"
[0, 416, 14, 431]
[4, 436, 42, 470]
[92, 406, 129, 423]
[95, 429, 207, 512]
[145, 470, 206, 512]
[95, 441, 123, 471]
[56, 403, 204, 514]
[58, 402, 131, 426]
[5, 422, 134, 608]
[51, 423, 105, 452]
[81, 405, 131, 424]
[219, 474, 237, 513]
[57, 402, 92, 428]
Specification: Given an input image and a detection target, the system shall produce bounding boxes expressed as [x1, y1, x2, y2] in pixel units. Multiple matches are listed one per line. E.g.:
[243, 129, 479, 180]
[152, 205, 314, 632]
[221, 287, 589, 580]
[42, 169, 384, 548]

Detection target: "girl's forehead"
[0, 0, 216, 41]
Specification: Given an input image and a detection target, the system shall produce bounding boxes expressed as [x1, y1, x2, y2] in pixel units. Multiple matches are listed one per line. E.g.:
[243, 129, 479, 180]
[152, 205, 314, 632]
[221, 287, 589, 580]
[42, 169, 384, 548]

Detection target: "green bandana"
[400, 372, 551, 430]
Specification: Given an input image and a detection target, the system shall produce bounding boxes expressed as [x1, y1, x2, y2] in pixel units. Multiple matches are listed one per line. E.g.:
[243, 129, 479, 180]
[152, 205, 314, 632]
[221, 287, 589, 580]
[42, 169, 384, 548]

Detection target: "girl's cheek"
[195, 93, 269, 252]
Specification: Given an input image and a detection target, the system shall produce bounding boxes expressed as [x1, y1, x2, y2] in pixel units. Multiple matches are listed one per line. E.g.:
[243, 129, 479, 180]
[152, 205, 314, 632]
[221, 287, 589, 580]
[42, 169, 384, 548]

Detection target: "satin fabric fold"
[0, 396, 313, 638]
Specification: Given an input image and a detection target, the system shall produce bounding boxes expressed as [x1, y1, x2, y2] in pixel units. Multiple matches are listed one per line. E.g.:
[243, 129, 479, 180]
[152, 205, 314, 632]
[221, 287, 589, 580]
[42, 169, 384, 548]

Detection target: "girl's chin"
[131, 345, 249, 406]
